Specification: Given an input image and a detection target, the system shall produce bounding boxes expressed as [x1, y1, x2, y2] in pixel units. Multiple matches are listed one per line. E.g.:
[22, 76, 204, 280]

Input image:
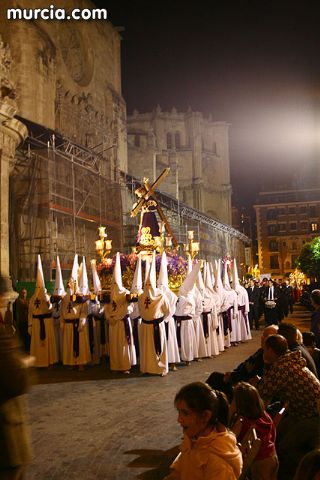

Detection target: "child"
[164, 382, 242, 480]
[232, 381, 278, 480]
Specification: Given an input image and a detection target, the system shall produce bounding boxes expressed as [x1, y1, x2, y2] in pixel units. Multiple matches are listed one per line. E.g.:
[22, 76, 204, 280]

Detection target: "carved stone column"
[0, 101, 27, 306]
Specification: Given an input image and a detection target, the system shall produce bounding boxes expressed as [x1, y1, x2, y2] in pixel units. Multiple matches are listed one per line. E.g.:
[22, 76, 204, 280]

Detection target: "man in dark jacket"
[247, 279, 260, 330]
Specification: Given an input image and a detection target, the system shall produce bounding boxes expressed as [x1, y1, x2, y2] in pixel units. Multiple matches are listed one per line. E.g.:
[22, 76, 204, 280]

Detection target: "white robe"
[175, 293, 197, 362]
[87, 299, 107, 364]
[161, 287, 180, 364]
[105, 296, 136, 372]
[138, 291, 170, 375]
[221, 289, 240, 343]
[61, 299, 91, 366]
[235, 286, 252, 341]
[193, 287, 209, 358]
[28, 293, 57, 367]
[203, 288, 220, 356]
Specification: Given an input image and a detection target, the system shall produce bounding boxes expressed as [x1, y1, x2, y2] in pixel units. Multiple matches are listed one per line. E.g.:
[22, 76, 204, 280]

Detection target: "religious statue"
[131, 168, 178, 255]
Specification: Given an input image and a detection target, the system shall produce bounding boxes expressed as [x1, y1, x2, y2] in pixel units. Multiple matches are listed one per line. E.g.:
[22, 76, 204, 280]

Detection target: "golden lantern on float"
[95, 226, 112, 260]
[184, 230, 200, 259]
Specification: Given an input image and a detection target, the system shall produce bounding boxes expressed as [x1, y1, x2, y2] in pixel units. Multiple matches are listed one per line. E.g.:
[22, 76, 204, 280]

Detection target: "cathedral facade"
[127, 106, 232, 225]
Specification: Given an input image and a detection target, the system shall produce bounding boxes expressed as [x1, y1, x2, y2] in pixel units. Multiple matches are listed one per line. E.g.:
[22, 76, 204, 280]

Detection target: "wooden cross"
[130, 168, 178, 247]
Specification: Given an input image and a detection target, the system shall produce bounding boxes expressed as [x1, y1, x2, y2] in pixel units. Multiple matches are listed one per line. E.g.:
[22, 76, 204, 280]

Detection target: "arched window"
[167, 132, 173, 149]
[175, 132, 181, 149]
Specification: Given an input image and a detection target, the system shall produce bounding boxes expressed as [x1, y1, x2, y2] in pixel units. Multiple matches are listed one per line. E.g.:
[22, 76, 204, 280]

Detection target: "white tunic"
[105, 295, 136, 372]
[161, 287, 180, 364]
[193, 287, 209, 358]
[138, 291, 170, 375]
[175, 294, 197, 362]
[61, 298, 91, 366]
[235, 286, 252, 341]
[28, 293, 57, 367]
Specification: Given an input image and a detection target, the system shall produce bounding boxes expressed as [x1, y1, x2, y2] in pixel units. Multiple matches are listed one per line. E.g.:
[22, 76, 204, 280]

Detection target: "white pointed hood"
[187, 254, 192, 274]
[196, 265, 205, 297]
[157, 252, 169, 289]
[53, 256, 66, 296]
[78, 257, 89, 295]
[179, 261, 201, 297]
[139, 252, 165, 320]
[131, 254, 143, 295]
[209, 262, 216, 288]
[215, 259, 224, 295]
[30, 254, 51, 313]
[91, 259, 102, 293]
[111, 252, 129, 300]
[204, 261, 214, 293]
[223, 260, 232, 291]
[143, 251, 159, 299]
[36, 254, 46, 292]
[70, 254, 79, 294]
[232, 258, 241, 291]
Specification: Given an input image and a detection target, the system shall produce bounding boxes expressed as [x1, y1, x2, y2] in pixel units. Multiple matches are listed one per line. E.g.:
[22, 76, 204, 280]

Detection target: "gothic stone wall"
[0, 0, 127, 173]
[127, 107, 232, 225]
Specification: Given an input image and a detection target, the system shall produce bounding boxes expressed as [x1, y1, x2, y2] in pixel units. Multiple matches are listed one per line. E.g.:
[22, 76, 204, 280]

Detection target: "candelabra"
[95, 226, 112, 259]
[184, 230, 200, 259]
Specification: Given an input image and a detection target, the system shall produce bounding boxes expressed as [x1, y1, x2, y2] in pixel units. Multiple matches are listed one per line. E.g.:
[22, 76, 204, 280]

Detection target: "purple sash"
[122, 314, 131, 346]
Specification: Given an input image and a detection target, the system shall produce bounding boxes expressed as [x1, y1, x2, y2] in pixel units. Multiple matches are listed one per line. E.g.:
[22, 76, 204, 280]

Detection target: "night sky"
[94, 0, 320, 207]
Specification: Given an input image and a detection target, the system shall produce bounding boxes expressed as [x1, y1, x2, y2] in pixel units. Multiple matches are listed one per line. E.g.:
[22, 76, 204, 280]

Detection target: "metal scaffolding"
[10, 117, 250, 282]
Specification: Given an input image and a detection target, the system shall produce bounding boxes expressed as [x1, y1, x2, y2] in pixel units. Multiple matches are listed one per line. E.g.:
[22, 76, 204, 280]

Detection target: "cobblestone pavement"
[25, 306, 312, 480]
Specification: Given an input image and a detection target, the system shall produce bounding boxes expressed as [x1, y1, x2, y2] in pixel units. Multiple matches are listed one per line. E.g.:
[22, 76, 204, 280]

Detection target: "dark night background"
[94, 0, 320, 207]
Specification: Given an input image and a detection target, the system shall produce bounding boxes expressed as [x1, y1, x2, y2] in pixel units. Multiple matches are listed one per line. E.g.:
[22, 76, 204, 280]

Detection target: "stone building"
[254, 187, 320, 277]
[0, 0, 249, 287]
[0, 0, 127, 282]
[127, 106, 232, 225]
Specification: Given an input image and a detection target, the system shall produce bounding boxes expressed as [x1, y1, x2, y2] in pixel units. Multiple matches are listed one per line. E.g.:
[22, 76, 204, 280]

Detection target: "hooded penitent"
[70, 254, 79, 294]
[223, 260, 232, 291]
[131, 254, 143, 295]
[107, 252, 130, 323]
[28, 255, 57, 367]
[91, 259, 102, 294]
[53, 256, 66, 297]
[30, 254, 51, 312]
[78, 257, 89, 296]
[176, 262, 201, 316]
[139, 251, 164, 321]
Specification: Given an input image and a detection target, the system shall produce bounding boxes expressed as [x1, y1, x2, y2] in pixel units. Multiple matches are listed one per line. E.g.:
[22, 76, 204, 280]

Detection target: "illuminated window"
[311, 223, 318, 232]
